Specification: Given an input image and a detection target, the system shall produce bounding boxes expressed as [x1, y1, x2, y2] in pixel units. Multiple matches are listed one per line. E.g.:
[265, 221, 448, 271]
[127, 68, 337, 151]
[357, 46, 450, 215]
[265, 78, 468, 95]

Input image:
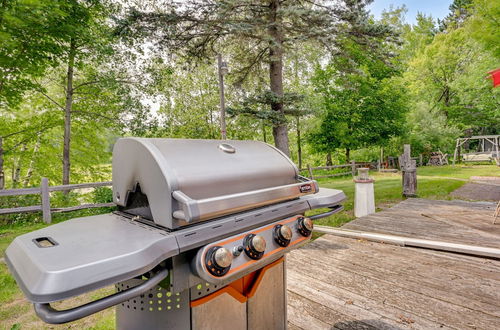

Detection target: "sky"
[368, 0, 454, 24]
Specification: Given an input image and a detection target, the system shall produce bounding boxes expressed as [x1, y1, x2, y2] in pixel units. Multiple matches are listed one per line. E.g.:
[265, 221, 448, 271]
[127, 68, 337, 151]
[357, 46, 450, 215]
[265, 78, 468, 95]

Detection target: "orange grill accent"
[190, 257, 284, 307]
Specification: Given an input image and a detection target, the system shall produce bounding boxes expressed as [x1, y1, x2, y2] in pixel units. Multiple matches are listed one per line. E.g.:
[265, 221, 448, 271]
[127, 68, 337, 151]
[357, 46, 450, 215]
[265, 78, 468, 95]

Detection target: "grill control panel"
[192, 215, 313, 283]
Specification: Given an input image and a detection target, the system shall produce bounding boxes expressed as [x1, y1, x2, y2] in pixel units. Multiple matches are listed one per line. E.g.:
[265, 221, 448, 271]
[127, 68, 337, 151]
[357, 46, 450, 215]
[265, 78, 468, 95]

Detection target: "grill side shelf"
[5, 213, 179, 303]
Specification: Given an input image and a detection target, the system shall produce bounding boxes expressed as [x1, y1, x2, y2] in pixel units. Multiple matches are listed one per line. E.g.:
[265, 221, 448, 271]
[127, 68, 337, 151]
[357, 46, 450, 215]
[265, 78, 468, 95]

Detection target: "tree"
[117, 0, 394, 156]
[309, 41, 408, 161]
[0, 0, 86, 107]
[438, 0, 473, 31]
[467, 0, 500, 58]
[406, 27, 499, 134]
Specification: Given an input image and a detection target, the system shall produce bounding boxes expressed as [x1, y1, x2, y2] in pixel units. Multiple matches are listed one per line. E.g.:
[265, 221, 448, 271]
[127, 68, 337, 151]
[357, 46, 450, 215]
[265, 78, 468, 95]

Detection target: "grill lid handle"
[33, 267, 169, 324]
[172, 177, 319, 223]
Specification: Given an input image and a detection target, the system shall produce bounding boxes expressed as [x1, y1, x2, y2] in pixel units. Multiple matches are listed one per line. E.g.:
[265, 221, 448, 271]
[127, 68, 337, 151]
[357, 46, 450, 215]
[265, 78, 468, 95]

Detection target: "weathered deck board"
[287, 199, 500, 329]
[287, 237, 500, 329]
[342, 198, 500, 248]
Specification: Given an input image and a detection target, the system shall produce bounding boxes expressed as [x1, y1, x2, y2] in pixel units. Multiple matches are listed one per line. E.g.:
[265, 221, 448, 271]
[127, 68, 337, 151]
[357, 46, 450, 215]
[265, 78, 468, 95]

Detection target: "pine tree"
[117, 0, 394, 156]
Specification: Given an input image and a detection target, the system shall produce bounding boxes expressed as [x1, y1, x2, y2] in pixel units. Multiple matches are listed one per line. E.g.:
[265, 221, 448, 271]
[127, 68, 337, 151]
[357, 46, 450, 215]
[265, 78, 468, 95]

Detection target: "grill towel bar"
[309, 205, 344, 220]
[34, 267, 169, 324]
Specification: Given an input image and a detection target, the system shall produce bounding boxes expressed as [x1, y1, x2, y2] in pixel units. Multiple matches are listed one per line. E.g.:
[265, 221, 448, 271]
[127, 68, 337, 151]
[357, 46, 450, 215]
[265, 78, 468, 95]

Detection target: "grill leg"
[247, 259, 286, 330]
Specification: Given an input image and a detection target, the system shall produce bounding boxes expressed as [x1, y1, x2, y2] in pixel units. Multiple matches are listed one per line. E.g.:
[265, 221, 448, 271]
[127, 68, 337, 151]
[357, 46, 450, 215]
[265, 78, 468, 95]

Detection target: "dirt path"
[451, 182, 500, 201]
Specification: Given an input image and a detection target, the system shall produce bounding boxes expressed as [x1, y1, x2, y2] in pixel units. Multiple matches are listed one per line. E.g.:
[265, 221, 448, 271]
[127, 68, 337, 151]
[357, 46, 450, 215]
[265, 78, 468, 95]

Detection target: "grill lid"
[112, 138, 318, 229]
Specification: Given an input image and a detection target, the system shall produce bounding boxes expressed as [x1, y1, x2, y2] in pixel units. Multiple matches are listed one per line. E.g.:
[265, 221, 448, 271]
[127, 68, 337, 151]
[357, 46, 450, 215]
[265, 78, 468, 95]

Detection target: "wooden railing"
[0, 178, 113, 223]
[301, 161, 377, 180]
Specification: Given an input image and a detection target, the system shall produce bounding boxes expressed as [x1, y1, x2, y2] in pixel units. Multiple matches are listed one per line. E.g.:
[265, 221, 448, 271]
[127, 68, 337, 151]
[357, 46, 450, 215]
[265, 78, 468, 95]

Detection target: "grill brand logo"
[299, 184, 312, 193]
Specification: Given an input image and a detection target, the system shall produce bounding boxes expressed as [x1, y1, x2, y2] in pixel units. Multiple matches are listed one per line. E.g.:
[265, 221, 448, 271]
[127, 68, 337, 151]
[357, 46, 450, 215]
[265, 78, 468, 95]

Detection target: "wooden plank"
[288, 272, 445, 330]
[311, 165, 351, 170]
[288, 291, 389, 330]
[48, 181, 112, 192]
[288, 245, 500, 329]
[311, 172, 350, 179]
[314, 226, 500, 258]
[342, 199, 500, 248]
[40, 177, 51, 224]
[292, 241, 500, 315]
[0, 205, 41, 215]
[0, 181, 112, 197]
[51, 202, 115, 213]
[307, 164, 314, 180]
[0, 187, 40, 197]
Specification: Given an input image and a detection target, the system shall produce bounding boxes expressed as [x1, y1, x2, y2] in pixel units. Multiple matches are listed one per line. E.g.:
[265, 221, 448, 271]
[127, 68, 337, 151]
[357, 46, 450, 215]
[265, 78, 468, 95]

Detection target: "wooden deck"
[287, 199, 500, 329]
[343, 198, 500, 248]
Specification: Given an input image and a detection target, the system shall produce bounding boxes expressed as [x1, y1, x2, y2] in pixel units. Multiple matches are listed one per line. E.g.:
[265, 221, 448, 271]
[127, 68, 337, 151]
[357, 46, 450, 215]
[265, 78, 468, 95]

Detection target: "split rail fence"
[302, 161, 377, 180]
[0, 178, 113, 223]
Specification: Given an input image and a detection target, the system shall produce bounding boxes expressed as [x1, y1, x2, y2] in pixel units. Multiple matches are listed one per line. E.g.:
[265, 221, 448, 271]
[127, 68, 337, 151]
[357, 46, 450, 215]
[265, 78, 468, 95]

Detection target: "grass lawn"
[0, 164, 498, 329]
[308, 164, 498, 227]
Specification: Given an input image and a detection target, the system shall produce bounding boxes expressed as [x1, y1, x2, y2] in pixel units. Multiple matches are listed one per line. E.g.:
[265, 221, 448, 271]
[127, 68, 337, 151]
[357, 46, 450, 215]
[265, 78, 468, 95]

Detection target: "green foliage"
[93, 187, 113, 204]
[227, 91, 307, 125]
[468, 0, 500, 57]
[309, 40, 408, 158]
[406, 23, 499, 134]
[406, 102, 461, 155]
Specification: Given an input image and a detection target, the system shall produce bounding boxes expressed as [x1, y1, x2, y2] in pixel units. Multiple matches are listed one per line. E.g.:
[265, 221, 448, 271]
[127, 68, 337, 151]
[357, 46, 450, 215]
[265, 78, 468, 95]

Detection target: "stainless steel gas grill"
[6, 138, 346, 329]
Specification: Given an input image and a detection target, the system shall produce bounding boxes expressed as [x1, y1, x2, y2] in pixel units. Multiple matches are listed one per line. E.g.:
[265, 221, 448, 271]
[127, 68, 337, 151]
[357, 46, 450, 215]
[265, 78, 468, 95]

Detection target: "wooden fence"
[0, 178, 113, 223]
[302, 161, 376, 180]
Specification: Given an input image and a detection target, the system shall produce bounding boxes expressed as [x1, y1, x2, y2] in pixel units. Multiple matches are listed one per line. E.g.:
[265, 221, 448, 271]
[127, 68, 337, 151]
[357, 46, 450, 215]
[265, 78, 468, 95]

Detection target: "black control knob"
[205, 246, 233, 277]
[273, 224, 293, 247]
[297, 217, 313, 237]
[243, 234, 266, 260]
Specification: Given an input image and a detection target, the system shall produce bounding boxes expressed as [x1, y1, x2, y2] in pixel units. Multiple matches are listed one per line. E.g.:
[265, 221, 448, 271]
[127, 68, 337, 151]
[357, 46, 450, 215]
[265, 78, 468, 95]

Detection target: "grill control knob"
[297, 217, 313, 237]
[273, 224, 293, 247]
[205, 246, 233, 277]
[243, 234, 266, 260]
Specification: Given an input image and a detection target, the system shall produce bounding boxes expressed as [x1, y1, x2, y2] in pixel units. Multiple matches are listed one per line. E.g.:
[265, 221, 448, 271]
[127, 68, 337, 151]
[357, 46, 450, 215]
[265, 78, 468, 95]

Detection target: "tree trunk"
[23, 134, 41, 187]
[296, 116, 302, 169]
[0, 136, 4, 189]
[262, 121, 267, 143]
[326, 152, 333, 166]
[63, 39, 76, 186]
[268, 0, 290, 156]
[345, 148, 350, 162]
[12, 144, 27, 188]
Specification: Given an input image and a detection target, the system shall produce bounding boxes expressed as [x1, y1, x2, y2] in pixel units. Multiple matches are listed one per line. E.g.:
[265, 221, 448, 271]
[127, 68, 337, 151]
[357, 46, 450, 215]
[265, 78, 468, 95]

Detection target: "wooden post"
[307, 164, 314, 180]
[351, 160, 356, 176]
[452, 138, 459, 166]
[0, 136, 4, 190]
[41, 177, 51, 224]
[401, 145, 417, 197]
[419, 154, 423, 167]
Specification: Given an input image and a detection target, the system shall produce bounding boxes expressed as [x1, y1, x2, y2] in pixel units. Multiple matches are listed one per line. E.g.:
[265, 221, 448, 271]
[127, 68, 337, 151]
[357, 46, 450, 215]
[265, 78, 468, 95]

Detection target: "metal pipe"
[314, 226, 500, 259]
[217, 54, 227, 140]
[34, 267, 169, 324]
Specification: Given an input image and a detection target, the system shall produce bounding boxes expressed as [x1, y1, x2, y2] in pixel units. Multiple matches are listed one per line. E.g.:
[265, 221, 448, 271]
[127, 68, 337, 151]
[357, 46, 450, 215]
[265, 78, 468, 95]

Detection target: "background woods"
[0, 0, 499, 194]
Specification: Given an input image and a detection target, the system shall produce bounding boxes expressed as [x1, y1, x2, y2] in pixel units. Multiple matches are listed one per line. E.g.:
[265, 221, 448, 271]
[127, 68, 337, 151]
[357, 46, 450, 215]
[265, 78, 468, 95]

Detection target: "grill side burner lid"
[112, 138, 318, 229]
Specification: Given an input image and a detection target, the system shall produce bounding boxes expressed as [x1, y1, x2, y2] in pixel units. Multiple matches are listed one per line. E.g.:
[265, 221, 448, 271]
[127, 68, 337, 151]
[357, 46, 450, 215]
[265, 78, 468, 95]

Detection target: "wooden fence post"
[307, 164, 314, 180]
[40, 177, 51, 224]
[351, 160, 356, 176]
[419, 154, 423, 167]
[401, 145, 417, 197]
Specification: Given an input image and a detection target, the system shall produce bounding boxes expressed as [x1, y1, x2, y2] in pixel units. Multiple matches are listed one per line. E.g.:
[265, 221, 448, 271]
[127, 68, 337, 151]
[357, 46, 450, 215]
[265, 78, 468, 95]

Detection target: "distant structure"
[452, 135, 500, 165]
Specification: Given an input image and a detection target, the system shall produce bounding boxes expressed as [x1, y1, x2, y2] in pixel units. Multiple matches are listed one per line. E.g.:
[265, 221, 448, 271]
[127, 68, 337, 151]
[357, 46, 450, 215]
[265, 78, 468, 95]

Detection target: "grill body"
[5, 138, 346, 329]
